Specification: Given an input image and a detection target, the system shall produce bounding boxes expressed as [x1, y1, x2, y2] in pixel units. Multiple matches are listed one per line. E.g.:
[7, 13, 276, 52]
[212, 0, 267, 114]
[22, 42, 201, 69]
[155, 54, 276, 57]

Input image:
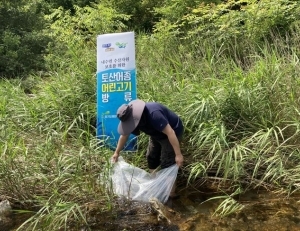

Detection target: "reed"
[1, 25, 300, 229]
[136, 28, 300, 215]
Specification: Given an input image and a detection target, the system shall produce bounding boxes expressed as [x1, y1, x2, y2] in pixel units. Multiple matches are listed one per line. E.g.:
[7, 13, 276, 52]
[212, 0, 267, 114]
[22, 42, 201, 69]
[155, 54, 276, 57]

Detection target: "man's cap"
[117, 99, 146, 135]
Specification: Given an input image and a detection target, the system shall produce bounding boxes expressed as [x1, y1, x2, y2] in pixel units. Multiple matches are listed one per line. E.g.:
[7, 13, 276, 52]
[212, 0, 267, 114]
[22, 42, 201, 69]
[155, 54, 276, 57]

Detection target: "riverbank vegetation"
[1, 0, 300, 230]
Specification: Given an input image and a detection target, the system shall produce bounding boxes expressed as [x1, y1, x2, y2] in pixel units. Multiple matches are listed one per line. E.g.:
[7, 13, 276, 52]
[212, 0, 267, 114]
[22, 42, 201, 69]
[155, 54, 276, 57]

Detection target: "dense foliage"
[1, 0, 299, 77]
[0, 0, 51, 77]
[1, 0, 300, 230]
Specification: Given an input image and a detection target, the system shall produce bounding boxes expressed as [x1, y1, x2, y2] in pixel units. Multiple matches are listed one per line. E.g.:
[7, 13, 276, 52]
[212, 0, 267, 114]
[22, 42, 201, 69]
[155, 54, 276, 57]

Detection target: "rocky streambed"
[4, 185, 300, 231]
[105, 188, 300, 231]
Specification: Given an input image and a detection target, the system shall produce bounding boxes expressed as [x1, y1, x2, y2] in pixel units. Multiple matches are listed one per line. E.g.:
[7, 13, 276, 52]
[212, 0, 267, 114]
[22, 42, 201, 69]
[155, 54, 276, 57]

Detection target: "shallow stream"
[7, 182, 300, 231]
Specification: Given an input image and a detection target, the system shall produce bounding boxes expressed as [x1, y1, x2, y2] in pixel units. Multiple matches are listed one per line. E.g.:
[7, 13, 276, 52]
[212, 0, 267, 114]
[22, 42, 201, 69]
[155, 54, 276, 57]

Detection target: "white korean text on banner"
[96, 32, 137, 151]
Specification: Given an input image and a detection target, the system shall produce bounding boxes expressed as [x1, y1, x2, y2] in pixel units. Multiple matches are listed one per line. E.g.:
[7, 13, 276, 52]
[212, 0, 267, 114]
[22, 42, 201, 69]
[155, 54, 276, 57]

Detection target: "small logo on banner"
[102, 43, 114, 52]
[102, 43, 111, 48]
[116, 42, 127, 48]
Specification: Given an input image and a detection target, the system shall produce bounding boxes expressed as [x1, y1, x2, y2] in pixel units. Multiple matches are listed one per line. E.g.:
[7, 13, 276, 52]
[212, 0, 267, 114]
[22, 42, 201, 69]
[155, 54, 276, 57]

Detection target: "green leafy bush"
[181, 0, 299, 41]
[45, 3, 129, 70]
[153, 0, 300, 45]
[0, 0, 51, 77]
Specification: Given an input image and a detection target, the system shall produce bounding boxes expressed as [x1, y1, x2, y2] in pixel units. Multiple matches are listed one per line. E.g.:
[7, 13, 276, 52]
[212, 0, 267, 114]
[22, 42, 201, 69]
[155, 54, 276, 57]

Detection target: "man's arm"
[112, 134, 129, 162]
[162, 124, 184, 167]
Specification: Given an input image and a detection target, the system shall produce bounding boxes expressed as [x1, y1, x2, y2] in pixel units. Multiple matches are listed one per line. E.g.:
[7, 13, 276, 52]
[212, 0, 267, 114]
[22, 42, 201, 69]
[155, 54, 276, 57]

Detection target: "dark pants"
[146, 133, 183, 169]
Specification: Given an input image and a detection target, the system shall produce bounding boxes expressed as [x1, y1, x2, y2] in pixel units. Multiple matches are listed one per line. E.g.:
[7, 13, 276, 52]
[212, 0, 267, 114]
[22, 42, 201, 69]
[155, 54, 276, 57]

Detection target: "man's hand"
[162, 124, 184, 167]
[111, 152, 119, 163]
[175, 153, 184, 167]
[111, 135, 129, 163]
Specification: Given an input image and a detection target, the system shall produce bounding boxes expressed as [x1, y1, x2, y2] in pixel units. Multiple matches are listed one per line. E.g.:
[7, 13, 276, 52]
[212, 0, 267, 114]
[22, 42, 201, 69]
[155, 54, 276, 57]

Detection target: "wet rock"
[150, 198, 177, 224]
[0, 200, 12, 216]
[0, 200, 13, 231]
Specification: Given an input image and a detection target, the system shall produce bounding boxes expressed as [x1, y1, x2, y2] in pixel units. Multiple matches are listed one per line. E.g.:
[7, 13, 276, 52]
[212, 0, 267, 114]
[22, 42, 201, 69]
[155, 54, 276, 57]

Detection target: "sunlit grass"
[136, 29, 300, 216]
[1, 26, 300, 228]
[0, 65, 113, 230]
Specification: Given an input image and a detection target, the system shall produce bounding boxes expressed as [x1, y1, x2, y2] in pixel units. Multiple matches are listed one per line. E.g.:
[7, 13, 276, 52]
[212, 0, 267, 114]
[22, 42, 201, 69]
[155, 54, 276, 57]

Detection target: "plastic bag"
[111, 156, 178, 204]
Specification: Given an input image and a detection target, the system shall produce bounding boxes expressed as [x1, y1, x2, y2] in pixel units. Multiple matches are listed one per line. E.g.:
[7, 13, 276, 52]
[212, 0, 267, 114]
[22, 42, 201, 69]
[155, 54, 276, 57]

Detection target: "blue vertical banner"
[96, 32, 137, 151]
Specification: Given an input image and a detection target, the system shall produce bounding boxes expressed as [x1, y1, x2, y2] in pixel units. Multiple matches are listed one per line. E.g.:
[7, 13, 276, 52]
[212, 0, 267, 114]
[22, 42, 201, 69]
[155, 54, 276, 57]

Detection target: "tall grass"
[136, 28, 300, 215]
[1, 25, 300, 230]
[0, 48, 115, 230]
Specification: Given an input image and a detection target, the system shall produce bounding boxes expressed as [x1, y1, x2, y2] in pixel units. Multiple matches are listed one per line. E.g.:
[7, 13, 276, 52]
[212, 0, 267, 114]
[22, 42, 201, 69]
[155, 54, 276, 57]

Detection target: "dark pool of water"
[7, 184, 300, 231]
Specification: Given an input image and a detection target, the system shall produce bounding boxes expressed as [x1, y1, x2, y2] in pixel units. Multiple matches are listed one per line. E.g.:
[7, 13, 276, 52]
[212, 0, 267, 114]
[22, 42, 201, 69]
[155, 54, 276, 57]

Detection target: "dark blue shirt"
[132, 102, 183, 140]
